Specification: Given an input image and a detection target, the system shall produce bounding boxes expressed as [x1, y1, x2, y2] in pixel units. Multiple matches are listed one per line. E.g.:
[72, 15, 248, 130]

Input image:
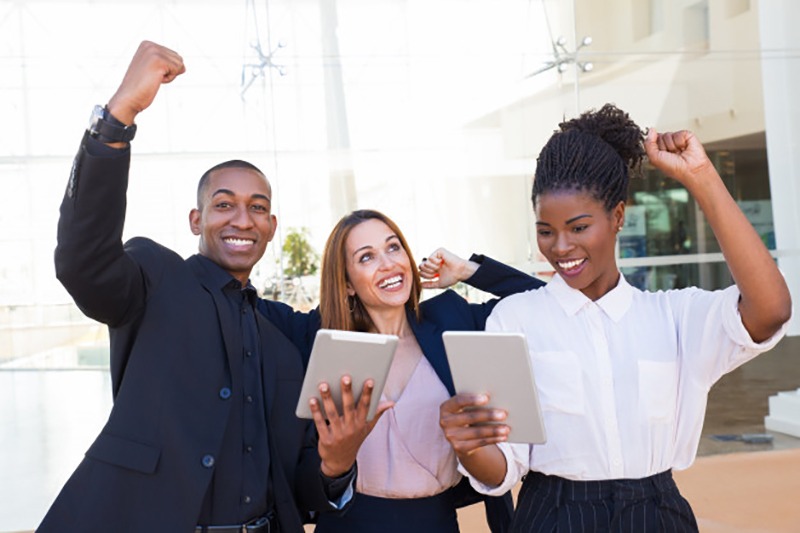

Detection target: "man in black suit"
[39, 41, 380, 533]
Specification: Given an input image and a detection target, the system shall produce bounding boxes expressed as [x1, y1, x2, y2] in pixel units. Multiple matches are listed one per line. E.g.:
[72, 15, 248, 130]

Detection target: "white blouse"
[462, 274, 790, 496]
[356, 354, 462, 498]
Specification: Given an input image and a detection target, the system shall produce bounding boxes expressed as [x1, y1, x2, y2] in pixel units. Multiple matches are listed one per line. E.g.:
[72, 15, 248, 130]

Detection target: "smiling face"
[535, 190, 624, 301]
[344, 218, 413, 314]
[189, 167, 277, 285]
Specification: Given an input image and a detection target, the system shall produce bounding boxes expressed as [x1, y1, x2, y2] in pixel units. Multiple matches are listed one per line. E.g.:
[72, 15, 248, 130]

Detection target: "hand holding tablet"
[442, 331, 546, 444]
[296, 329, 399, 421]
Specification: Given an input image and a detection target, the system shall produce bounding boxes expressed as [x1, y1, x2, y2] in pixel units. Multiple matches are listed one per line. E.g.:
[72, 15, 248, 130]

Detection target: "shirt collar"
[193, 254, 256, 294]
[546, 272, 633, 322]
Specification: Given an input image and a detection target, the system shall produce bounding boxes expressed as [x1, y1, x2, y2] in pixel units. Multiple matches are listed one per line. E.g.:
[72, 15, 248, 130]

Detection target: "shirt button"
[245, 351, 253, 358]
[245, 445, 253, 453]
[201, 455, 215, 468]
[243, 495, 252, 504]
[246, 394, 254, 403]
[219, 387, 232, 400]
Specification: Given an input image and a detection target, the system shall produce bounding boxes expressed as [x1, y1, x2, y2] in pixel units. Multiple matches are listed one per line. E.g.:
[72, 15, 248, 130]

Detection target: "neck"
[367, 306, 411, 338]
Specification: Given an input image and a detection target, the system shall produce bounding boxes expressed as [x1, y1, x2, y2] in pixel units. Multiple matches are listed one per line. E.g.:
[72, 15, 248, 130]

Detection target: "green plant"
[282, 227, 319, 278]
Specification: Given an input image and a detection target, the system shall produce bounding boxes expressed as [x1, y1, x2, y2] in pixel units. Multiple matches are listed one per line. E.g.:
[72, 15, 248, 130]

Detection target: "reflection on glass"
[622, 262, 733, 293]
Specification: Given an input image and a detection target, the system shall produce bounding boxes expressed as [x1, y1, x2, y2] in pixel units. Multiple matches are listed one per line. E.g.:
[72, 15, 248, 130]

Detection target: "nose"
[376, 251, 395, 269]
[552, 231, 574, 255]
[231, 205, 254, 228]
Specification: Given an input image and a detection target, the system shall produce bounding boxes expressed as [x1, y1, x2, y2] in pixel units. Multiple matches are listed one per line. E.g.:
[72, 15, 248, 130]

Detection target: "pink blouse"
[355, 355, 461, 498]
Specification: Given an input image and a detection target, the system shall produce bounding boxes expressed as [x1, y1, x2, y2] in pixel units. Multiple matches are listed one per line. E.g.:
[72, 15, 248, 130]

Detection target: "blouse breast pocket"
[638, 360, 678, 423]
[531, 350, 585, 415]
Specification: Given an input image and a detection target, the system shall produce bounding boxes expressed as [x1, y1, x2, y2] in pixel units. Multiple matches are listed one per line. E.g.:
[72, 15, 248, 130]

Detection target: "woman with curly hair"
[439, 104, 792, 532]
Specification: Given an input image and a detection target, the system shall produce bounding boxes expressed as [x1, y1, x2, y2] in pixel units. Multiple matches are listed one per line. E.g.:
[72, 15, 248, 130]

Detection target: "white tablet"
[295, 329, 398, 421]
[442, 331, 546, 444]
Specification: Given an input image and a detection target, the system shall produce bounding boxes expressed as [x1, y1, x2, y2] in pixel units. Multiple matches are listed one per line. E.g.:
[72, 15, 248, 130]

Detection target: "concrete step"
[765, 389, 800, 437]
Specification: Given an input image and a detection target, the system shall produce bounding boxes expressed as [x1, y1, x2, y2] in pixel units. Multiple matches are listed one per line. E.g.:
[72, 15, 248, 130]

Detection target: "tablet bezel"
[295, 329, 398, 421]
[442, 331, 546, 444]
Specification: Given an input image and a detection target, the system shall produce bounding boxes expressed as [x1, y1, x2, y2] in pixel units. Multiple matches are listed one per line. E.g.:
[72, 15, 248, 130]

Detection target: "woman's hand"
[644, 128, 716, 190]
[439, 393, 510, 487]
[419, 248, 479, 289]
[439, 393, 509, 456]
[312, 376, 394, 477]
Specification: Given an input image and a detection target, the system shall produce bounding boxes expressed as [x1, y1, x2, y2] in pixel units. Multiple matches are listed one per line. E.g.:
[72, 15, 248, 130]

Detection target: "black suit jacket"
[38, 135, 336, 533]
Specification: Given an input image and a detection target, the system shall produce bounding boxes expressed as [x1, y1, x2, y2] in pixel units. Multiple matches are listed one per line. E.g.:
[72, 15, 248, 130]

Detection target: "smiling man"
[40, 41, 377, 533]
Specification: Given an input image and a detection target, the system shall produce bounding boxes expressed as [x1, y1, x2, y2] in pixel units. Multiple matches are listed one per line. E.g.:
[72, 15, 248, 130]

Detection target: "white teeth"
[379, 275, 402, 288]
[558, 259, 584, 270]
[224, 238, 252, 246]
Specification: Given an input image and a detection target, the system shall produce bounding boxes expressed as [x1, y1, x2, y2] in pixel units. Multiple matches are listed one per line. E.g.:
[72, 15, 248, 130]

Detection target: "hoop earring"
[347, 296, 356, 314]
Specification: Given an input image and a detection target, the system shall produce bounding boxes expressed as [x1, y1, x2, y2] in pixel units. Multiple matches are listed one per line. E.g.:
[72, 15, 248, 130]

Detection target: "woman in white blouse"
[439, 104, 792, 532]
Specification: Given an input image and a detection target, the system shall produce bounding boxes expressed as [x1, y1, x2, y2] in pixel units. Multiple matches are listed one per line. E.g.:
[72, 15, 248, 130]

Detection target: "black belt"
[196, 513, 277, 533]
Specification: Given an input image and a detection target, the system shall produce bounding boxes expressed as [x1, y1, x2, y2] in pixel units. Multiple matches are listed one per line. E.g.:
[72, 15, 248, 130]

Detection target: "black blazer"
[258, 256, 545, 532]
[39, 136, 337, 533]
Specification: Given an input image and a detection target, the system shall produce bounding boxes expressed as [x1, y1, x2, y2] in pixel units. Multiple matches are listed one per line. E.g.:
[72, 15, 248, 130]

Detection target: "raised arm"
[420, 248, 544, 294]
[105, 41, 186, 144]
[55, 42, 186, 326]
[644, 128, 791, 342]
[419, 248, 480, 288]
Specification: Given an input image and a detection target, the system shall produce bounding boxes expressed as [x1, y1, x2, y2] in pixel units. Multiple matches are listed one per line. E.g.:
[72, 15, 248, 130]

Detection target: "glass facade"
[621, 143, 773, 292]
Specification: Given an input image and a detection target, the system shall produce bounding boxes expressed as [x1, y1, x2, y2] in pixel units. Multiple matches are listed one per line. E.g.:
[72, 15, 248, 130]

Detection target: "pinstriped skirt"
[511, 470, 698, 533]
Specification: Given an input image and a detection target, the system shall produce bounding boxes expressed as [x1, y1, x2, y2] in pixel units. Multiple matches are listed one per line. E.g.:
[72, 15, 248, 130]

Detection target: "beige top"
[355, 343, 461, 498]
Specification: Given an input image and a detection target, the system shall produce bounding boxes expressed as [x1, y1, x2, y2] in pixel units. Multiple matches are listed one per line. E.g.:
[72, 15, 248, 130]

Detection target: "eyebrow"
[352, 234, 399, 257]
[211, 188, 271, 203]
[536, 214, 593, 226]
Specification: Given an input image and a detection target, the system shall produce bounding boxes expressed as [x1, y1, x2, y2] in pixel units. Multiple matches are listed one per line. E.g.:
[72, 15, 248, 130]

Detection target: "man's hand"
[311, 376, 393, 478]
[106, 41, 186, 127]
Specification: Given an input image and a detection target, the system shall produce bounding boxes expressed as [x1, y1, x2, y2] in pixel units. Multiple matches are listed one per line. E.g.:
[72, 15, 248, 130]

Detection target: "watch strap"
[88, 105, 137, 143]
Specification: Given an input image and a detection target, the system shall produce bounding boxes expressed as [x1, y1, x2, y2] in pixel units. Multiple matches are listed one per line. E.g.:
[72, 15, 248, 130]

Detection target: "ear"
[612, 201, 625, 232]
[346, 280, 355, 297]
[189, 208, 201, 235]
[265, 214, 278, 242]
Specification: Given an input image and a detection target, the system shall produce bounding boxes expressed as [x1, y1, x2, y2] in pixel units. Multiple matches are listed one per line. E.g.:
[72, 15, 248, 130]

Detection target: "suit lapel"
[187, 256, 240, 384]
[255, 313, 279, 414]
[407, 309, 456, 396]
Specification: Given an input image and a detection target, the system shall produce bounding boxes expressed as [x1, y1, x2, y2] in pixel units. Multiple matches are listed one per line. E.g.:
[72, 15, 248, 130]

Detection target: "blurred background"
[1, 0, 799, 530]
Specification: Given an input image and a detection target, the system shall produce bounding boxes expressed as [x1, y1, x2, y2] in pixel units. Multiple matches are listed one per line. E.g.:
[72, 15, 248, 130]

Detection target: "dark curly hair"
[532, 103, 646, 212]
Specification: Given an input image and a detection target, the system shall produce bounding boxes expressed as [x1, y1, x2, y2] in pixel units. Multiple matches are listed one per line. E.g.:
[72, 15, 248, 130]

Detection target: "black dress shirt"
[196, 257, 271, 525]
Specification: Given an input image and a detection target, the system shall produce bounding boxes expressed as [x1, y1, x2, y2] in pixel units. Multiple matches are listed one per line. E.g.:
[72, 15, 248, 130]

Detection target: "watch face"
[89, 105, 105, 133]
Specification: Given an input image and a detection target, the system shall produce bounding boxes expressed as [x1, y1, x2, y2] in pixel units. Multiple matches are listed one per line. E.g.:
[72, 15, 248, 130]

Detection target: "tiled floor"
[3, 337, 799, 533]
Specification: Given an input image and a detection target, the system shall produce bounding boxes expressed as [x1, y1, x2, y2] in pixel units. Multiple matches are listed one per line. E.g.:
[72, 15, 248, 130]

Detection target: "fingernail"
[343, 376, 351, 386]
[319, 383, 329, 393]
[477, 394, 488, 403]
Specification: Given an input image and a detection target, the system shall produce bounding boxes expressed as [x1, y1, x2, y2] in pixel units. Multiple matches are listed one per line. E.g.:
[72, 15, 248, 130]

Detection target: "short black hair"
[196, 160, 266, 208]
[532, 103, 645, 212]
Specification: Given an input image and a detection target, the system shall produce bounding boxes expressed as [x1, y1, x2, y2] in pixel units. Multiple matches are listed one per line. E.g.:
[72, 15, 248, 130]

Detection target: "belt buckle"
[245, 515, 270, 532]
